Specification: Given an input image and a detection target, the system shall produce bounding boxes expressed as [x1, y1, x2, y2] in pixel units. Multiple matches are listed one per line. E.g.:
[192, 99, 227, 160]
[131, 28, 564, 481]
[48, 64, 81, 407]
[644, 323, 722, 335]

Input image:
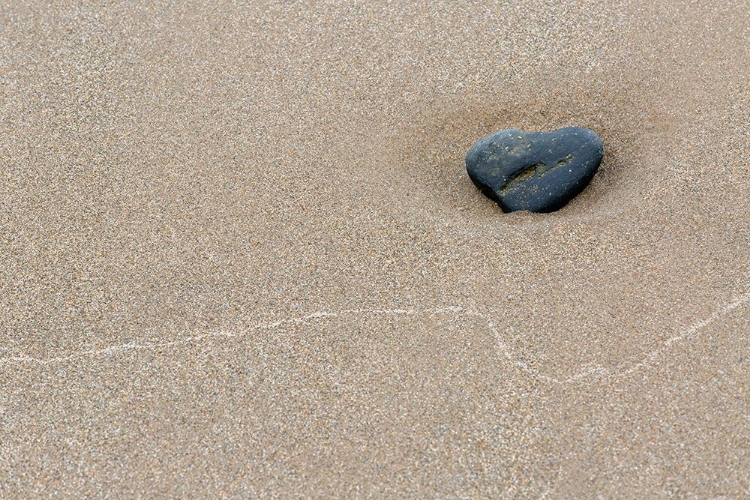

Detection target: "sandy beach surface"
[1, 0, 748, 497]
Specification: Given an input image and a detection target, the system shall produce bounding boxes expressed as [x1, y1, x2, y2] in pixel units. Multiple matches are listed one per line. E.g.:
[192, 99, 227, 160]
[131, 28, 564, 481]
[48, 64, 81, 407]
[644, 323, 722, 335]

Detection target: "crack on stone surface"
[499, 156, 572, 196]
[554, 154, 574, 169]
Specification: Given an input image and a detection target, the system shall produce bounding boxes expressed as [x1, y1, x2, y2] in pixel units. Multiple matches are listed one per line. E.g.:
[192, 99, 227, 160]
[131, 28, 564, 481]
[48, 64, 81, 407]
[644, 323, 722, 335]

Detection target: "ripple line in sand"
[1, 293, 747, 386]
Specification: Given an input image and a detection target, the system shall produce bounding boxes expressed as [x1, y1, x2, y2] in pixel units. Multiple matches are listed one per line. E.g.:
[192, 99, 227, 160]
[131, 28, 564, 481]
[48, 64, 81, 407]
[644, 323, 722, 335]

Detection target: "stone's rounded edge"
[465, 130, 520, 210]
[577, 127, 604, 149]
[542, 138, 603, 213]
[567, 127, 604, 163]
[465, 169, 507, 210]
[464, 127, 605, 214]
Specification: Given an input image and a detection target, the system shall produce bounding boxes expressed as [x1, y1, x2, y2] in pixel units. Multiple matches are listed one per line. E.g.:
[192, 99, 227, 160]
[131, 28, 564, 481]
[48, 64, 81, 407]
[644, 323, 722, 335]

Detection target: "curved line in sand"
[1, 292, 748, 386]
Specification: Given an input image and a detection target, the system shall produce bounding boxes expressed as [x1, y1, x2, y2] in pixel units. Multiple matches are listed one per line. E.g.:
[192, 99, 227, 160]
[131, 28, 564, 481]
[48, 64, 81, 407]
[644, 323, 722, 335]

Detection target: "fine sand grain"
[1, 1, 748, 497]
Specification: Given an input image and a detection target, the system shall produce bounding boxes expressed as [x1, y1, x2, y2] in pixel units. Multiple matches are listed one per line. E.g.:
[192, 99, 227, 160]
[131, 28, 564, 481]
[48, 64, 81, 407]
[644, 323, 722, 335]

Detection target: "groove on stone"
[499, 155, 574, 196]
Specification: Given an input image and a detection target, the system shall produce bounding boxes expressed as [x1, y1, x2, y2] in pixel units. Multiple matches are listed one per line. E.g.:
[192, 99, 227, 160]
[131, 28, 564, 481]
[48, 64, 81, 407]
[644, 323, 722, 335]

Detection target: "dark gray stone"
[465, 127, 603, 213]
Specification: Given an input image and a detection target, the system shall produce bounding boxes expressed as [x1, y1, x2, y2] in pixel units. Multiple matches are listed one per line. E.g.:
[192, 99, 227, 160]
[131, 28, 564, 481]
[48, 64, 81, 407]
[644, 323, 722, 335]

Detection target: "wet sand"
[1, 1, 748, 497]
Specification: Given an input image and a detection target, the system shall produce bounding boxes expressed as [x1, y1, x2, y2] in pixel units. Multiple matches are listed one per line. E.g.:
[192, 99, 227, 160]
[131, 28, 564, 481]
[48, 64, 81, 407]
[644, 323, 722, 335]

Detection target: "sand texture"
[1, 0, 749, 497]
